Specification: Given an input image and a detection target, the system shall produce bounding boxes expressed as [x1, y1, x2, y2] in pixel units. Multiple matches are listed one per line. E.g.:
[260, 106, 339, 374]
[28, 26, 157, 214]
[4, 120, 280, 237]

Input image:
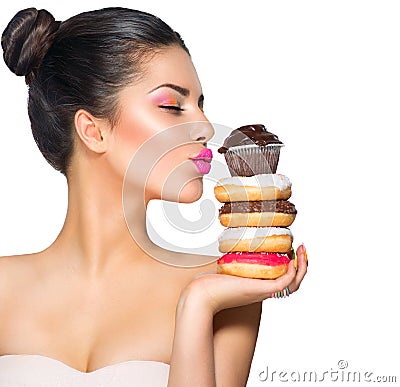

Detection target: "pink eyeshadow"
[149, 89, 179, 106]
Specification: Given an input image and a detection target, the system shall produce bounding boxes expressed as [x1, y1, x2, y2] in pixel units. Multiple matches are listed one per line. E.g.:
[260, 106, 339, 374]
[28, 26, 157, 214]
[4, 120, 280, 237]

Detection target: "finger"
[211, 260, 296, 299]
[266, 260, 297, 295]
[289, 243, 308, 293]
[297, 243, 308, 277]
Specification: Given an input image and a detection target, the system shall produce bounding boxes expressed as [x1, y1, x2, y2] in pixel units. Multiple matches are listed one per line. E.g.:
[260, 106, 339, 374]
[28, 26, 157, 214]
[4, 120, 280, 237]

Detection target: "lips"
[190, 148, 213, 174]
[190, 148, 213, 161]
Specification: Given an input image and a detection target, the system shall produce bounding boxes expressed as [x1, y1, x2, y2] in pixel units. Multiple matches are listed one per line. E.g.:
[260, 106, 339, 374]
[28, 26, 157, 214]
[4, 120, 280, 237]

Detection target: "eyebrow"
[149, 83, 190, 97]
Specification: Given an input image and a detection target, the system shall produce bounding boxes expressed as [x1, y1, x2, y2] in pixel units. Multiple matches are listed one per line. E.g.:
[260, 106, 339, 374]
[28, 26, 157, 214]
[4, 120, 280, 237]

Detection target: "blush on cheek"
[117, 113, 154, 148]
[113, 109, 168, 174]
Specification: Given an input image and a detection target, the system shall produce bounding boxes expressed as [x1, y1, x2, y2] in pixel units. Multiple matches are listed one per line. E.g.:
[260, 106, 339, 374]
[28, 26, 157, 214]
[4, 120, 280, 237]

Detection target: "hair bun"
[1, 7, 60, 84]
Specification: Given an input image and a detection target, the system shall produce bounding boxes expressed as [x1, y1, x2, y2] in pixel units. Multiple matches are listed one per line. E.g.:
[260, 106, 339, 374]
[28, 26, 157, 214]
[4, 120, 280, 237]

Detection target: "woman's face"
[106, 45, 214, 203]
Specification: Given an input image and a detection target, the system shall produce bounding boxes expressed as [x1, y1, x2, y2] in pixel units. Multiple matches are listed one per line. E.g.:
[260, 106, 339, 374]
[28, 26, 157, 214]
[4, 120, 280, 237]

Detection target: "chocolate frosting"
[219, 200, 297, 215]
[218, 124, 283, 154]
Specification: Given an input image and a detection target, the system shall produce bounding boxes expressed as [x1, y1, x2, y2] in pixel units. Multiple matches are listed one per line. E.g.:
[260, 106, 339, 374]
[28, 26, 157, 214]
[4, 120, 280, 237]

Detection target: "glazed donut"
[218, 200, 296, 227]
[218, 226, 293, 253]
[214, 174, 292, 203]
[217, 252, 291, 279]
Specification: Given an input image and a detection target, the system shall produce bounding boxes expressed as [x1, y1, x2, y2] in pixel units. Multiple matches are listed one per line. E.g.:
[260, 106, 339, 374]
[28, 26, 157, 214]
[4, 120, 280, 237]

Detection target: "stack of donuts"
[214, 124, 297, 279]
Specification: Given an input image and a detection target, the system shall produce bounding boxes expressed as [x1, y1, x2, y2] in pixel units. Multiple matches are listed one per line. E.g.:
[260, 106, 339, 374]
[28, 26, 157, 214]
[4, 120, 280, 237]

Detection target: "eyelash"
[159, 105, 184, 112]
[159, 105, 204, 114]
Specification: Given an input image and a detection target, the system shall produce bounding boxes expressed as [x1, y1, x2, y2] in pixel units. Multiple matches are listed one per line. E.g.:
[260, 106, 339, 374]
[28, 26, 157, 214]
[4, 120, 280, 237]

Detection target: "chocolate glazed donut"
[218, 200, 297, 227]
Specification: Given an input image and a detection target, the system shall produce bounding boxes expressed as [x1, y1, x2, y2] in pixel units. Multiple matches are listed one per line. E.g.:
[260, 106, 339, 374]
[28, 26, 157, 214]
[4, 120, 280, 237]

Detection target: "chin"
[178, 177, 204, 203]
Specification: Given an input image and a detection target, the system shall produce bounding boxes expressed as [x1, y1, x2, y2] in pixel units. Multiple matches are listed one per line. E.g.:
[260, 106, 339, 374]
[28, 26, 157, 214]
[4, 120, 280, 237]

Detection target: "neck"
[46, 163, 152, 277]
[45, 161, 216, 278]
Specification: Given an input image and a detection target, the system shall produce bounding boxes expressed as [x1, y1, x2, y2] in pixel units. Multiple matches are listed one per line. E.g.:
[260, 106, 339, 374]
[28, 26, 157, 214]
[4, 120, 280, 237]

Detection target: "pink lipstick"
[190, 148, 213, 174]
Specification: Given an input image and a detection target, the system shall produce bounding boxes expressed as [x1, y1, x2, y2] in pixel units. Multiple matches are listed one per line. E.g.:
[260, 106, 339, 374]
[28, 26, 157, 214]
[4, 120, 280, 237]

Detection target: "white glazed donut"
[218, 226, 293, 253]
[214, 174, 292, 202]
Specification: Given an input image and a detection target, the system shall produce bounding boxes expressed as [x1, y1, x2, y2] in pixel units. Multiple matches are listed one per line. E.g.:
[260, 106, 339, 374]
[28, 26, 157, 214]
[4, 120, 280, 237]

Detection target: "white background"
[1, 1, 399, 385]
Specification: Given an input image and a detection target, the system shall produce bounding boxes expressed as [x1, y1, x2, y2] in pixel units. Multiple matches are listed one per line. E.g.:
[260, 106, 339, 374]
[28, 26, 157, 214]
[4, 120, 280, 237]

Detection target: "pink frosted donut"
[217, 251, 291, 279]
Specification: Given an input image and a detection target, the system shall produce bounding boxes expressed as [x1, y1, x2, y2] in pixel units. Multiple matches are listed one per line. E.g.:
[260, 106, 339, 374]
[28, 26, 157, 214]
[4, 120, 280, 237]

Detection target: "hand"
[181, 244, 308, 315]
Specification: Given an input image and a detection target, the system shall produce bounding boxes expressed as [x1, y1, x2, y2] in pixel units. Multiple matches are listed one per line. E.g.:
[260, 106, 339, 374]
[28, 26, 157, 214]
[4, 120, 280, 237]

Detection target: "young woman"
[0, 7, 307, 387]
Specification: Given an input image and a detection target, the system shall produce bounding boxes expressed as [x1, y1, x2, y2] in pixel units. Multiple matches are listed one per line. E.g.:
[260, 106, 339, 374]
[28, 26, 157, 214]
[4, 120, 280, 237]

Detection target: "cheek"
[145, 146, 203, 202]
[110, 106, 203, 202]
[109, 109, 161, 176]
[117, 111, 156, 151]
[111, 105, 190, 170]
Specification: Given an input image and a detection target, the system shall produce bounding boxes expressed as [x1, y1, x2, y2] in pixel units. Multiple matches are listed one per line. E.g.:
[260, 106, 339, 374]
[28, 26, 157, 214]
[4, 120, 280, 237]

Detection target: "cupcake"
[218, 124, 284, 176]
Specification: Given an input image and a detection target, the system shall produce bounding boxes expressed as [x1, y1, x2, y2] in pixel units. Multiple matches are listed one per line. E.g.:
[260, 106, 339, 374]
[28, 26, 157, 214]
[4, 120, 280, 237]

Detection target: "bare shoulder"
[0, 253, 39, 304]
[0, 256, 20, 323]
[0, 253, 37, 276]
[160, 256, 218, 303]
[192, 259, 218, 275]
[0, 255, 22, 290]
[176, 258, 218, 285]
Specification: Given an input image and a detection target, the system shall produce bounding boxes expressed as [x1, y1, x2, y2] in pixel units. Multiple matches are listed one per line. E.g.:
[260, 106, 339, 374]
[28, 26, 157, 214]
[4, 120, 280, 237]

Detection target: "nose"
[189, 113, 215, 144]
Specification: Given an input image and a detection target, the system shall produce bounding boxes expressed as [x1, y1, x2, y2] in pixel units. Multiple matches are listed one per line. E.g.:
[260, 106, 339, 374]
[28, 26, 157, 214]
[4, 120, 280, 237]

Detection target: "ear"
[74, 109, 110, 153]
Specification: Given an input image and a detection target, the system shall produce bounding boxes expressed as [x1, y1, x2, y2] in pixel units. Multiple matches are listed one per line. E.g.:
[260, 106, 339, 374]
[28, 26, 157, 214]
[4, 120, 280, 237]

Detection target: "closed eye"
[159, 105, 184, 112]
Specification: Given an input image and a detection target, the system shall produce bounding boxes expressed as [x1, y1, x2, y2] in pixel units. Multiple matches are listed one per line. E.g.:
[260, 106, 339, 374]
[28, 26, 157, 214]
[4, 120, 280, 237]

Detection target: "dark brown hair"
[1, 7, 189, 176]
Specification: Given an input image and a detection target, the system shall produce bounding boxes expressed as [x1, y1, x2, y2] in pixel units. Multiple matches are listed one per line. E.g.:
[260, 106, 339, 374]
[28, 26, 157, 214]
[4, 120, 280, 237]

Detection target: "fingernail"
[302, 244, 308, 266]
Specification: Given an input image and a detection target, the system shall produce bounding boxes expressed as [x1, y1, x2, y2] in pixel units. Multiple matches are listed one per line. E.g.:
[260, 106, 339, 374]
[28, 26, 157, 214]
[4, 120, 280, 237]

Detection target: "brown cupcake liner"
[224, 144, 283, 176]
